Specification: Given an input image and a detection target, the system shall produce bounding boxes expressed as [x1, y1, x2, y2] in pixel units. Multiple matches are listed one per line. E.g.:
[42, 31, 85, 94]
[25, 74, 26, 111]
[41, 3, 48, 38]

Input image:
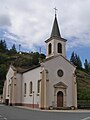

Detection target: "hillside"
[76, 69, 90, 100]
[76, 69, 90, 108]
[0, 40, 90, 103]
[0, 52, 90, 101]
[0, 51, 45, 94]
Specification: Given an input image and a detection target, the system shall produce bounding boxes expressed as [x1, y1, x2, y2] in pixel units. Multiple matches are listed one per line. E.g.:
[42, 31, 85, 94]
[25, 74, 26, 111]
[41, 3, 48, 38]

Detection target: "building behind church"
[3, 13, 77, 109]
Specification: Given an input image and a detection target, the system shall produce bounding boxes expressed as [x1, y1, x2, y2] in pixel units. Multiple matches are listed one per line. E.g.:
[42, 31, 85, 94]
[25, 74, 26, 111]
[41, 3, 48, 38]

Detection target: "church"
[3, 12, 77, 109]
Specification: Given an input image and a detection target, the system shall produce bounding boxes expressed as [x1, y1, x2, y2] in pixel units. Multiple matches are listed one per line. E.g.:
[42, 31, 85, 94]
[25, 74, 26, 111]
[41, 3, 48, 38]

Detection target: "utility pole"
[19, 44, 21, 54]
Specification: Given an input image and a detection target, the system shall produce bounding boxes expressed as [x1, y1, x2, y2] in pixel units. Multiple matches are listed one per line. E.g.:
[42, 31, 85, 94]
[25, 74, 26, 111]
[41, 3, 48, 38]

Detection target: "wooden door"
[57, 91, 63, 107]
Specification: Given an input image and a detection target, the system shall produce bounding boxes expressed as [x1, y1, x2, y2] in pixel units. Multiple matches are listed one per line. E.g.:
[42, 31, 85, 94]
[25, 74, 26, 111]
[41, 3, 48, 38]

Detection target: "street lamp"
[32, 91, 34, 108]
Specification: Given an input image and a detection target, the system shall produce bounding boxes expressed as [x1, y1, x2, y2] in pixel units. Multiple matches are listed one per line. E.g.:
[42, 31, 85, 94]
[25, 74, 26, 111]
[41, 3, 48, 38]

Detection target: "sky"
[0, 0, 90, 64]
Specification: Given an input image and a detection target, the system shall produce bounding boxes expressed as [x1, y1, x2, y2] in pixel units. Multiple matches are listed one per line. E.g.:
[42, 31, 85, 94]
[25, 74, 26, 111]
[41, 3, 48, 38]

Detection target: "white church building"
[3, 13, 77, 109]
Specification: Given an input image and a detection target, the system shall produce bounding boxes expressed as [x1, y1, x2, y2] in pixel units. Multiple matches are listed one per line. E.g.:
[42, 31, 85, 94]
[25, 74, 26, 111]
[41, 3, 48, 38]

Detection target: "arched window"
[58, 43, 62, 53]
[48, 43, 52, 55]
[24, 83, 26, 95]
[30, 81, 33, 94]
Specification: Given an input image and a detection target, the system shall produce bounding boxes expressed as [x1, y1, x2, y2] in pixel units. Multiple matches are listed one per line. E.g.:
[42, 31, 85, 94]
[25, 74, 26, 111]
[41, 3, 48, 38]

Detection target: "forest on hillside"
[0, 40, 45, 94]
[0, 40, 90, 103]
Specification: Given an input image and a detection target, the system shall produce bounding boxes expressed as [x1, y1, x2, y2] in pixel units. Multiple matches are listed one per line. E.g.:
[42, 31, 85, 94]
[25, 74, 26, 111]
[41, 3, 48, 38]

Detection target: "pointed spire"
[51, 12, 61, 38]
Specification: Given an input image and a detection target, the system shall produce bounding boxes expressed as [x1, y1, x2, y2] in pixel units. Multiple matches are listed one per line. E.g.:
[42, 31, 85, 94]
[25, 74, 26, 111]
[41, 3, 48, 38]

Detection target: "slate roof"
[51, 15, 61, 38]
[45, 14, 67, 43]
[10, 64, 41, 74]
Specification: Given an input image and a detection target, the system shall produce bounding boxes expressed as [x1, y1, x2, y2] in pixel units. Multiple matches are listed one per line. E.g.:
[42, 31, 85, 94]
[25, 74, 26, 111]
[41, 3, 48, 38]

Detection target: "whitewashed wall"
[16, 73, 22, 104]
[42, 55, 76, 107]
[22, 67, 41, 105]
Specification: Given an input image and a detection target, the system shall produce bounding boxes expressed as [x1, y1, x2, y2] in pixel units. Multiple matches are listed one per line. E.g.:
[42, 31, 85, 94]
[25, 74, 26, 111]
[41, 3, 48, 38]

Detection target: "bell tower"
[45, 11, 67, 59]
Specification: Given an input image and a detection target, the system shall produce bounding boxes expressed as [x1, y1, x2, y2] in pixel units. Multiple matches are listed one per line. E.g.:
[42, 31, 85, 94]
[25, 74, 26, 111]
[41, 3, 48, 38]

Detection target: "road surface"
[0, 104, 90, 120]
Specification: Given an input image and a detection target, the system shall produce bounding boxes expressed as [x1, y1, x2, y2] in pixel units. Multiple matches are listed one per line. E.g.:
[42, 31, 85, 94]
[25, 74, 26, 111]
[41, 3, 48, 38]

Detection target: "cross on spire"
[54, 7, 58, 16]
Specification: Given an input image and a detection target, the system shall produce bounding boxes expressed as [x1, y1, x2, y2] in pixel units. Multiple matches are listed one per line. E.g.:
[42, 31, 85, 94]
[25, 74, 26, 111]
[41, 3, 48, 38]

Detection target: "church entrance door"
[57, 91, 63, 107]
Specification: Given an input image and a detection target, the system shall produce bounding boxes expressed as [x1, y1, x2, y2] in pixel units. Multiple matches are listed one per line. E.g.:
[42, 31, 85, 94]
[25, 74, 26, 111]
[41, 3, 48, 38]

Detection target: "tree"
[70, 52, 82, 69]
[9, 44, 17, 54]
[0, 64, 7, 80]
[75, 54, 82, 69]
[32, 52, 39, 65]
[70, 51, 75, 64]
[84, 59, 90, 73]
[0, 53, 8, 64]
[0, 40, 7, 53]
[0, 64, 7, 94]
[12, 44, 16, 50]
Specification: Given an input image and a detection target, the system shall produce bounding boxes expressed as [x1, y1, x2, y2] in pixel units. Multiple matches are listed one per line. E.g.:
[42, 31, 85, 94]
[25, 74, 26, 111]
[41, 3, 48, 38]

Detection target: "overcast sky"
[0, 0, 90, 62]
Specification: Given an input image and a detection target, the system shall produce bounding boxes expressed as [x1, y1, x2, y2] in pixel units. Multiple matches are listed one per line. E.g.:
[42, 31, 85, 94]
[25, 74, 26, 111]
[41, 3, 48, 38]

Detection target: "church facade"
[3, 13, 77, 109]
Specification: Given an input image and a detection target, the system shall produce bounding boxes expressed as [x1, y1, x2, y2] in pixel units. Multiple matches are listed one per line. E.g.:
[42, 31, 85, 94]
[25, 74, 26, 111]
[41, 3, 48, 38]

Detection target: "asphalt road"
[0, 104, 90, 120]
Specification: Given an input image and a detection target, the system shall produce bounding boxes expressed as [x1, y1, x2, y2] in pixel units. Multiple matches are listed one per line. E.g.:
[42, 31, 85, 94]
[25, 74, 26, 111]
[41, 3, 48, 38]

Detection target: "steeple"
[51, 13, 61, 38]
[45, 11, 67, 59]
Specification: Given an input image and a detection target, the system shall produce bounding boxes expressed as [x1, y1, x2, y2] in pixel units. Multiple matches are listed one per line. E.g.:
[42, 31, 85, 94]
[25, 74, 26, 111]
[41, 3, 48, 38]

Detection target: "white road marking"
[81, 117, 90, 120]
[3, 118, 7, 120]
[0, 115, 7, 120]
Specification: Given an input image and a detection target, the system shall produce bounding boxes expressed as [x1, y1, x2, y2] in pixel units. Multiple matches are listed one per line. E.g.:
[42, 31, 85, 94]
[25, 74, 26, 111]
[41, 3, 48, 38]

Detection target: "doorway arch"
[57, 91, 63, 107]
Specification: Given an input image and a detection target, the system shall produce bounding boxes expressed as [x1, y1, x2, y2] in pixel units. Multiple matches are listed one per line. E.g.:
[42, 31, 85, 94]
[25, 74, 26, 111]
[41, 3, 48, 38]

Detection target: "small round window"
[57, 69, 64, 77]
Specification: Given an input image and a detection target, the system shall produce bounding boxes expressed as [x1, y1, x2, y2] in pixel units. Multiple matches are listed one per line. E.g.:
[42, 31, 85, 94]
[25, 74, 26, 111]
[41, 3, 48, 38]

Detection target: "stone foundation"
[22, 103, 39, 108]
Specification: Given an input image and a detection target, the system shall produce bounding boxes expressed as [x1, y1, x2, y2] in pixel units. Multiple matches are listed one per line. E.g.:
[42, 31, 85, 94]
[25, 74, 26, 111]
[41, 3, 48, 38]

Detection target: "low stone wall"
[78, 100, 90, 109]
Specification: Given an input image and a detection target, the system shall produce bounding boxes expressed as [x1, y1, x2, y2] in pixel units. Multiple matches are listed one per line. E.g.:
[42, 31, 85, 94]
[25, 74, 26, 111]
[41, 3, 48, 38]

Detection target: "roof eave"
[45, 36, 67, 43]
